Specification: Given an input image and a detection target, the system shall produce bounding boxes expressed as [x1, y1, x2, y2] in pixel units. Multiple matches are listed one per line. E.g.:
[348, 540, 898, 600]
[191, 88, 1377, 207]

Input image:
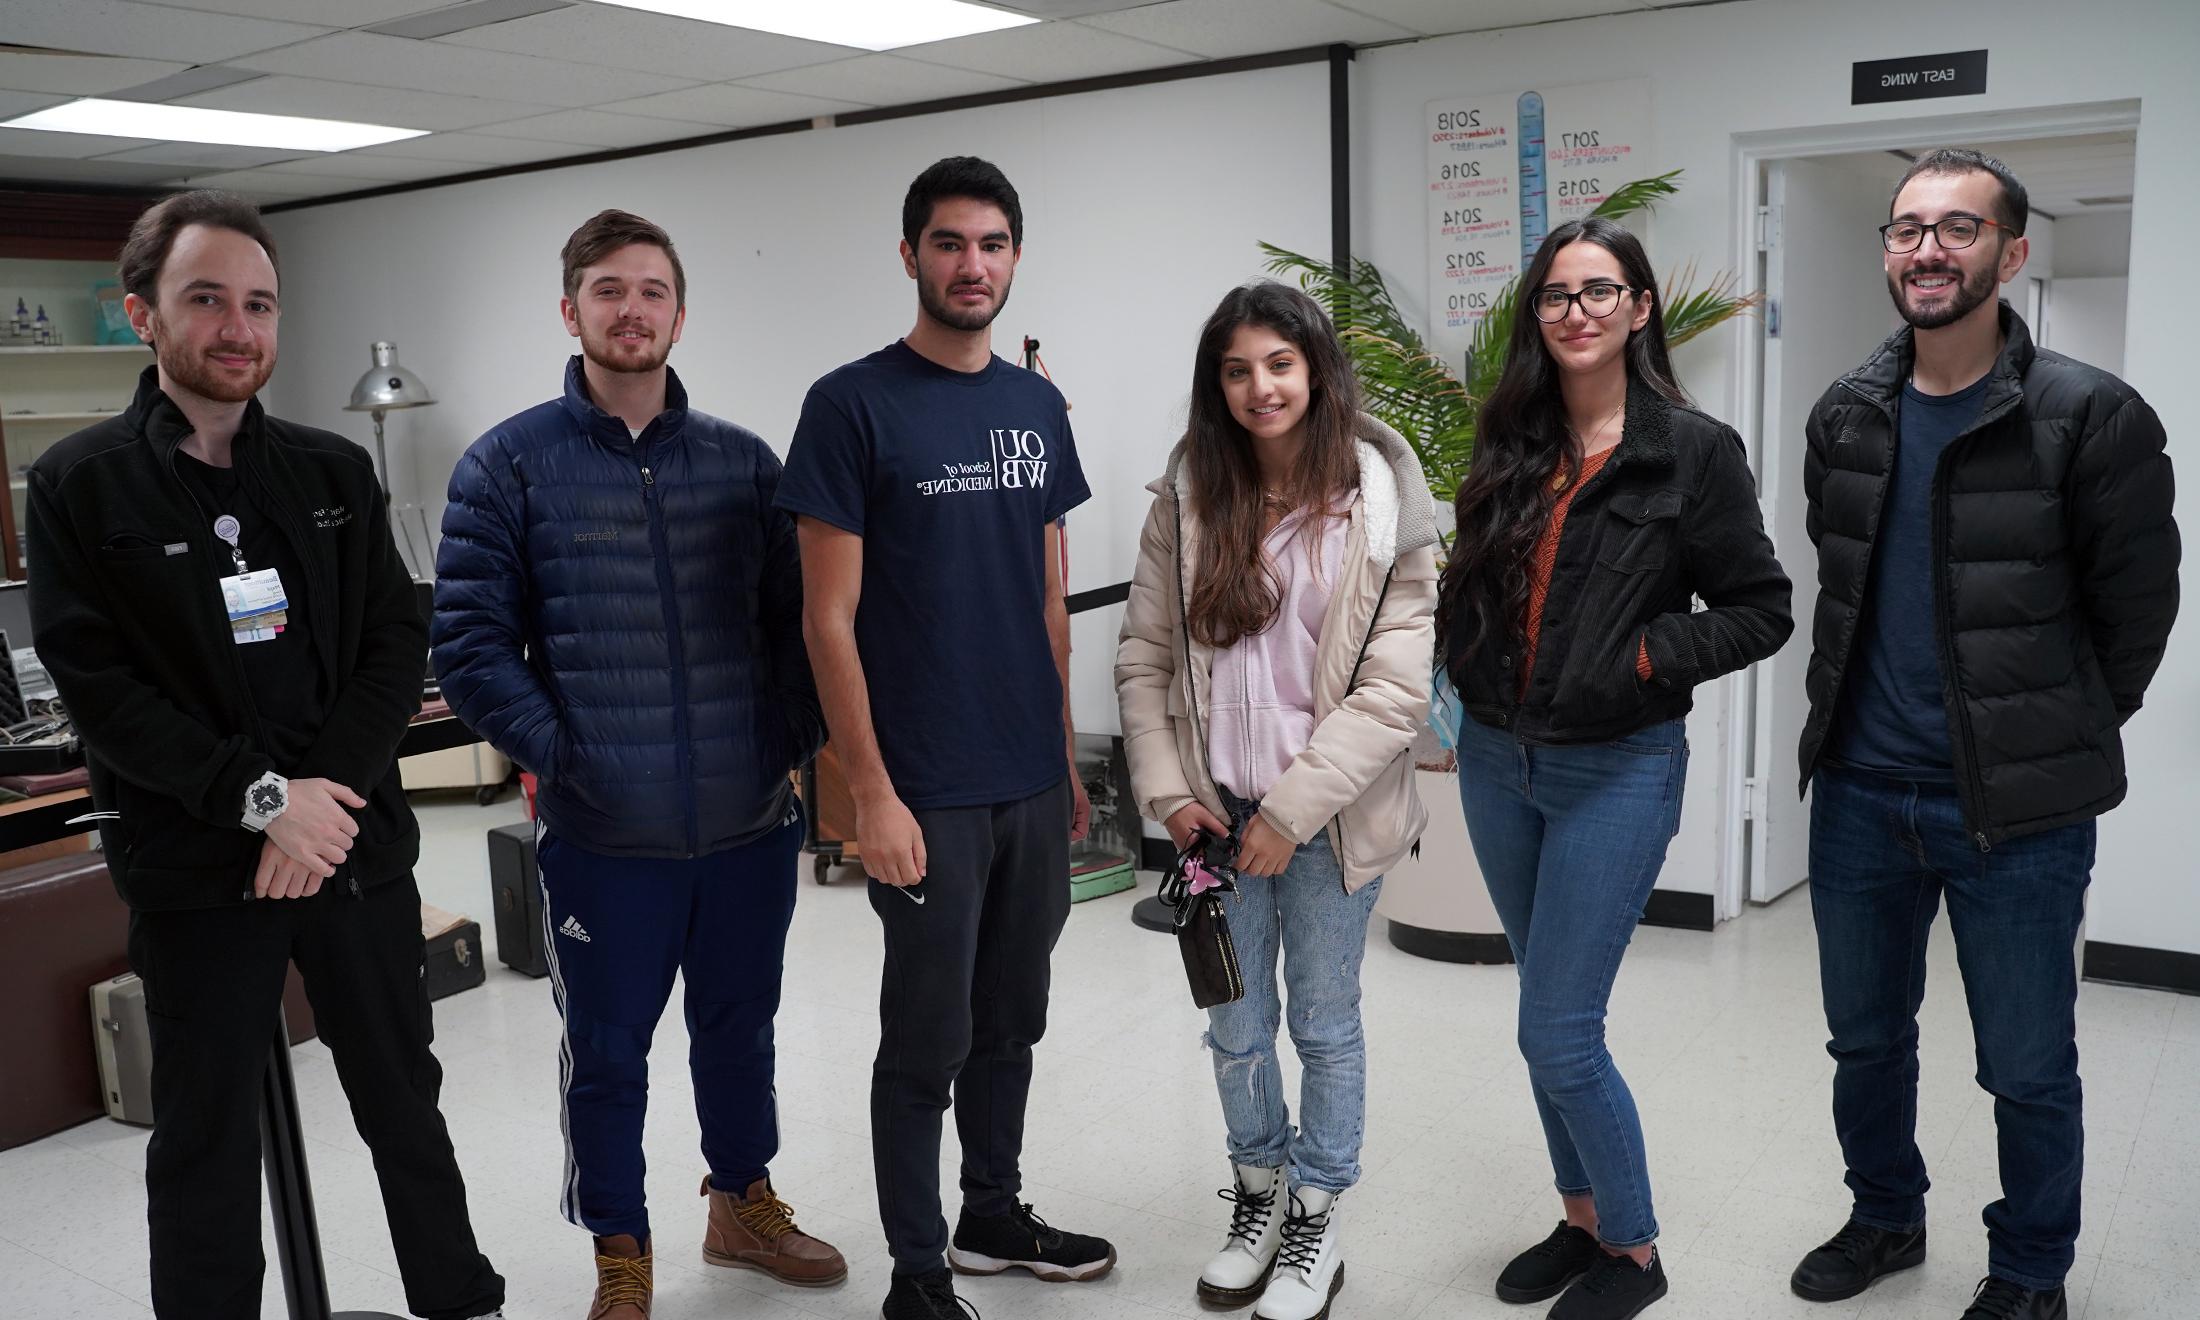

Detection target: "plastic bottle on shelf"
[10, 299, 28, 336]
[33, 305, 52, 345]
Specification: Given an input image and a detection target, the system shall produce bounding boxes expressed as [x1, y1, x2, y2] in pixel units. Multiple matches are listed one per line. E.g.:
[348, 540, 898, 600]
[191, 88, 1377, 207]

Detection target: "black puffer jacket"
[1799, 304, 2179, 845]
[1446, 383, 1794, 743]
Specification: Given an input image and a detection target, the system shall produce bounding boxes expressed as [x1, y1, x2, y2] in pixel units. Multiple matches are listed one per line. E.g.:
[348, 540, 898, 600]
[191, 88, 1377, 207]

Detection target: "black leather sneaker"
[1960, 1276, 2067, 1319]
[947, 1202, 1117, 1283]
[882, 1267, 979, 1320]
[1550, 1249, 1667, 1320]
[1495, 1222, 1600, 1303]
[1789, 1219, 1927, 1302]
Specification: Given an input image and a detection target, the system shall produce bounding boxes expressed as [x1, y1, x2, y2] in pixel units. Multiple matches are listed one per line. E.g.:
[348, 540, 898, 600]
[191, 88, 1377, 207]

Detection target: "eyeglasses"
[1879, 215, 2012, 254]
[1531, 282, 1635, 323]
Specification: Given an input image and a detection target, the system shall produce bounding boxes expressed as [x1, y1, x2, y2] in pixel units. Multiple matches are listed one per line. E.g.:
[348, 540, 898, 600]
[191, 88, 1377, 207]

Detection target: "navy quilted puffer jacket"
[433, 358, 822, 857]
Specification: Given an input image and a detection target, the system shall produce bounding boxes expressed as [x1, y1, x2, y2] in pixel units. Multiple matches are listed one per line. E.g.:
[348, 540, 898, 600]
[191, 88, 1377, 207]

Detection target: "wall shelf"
[0, 262, 149, 576]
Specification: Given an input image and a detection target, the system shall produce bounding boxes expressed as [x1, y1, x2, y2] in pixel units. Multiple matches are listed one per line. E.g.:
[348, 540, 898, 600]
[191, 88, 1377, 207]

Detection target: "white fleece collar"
[1356, 439, 1400, 568]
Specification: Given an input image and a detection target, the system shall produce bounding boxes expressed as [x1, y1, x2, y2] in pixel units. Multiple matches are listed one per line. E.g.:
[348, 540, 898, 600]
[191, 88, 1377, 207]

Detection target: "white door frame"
[1712, 98, 2142, 923]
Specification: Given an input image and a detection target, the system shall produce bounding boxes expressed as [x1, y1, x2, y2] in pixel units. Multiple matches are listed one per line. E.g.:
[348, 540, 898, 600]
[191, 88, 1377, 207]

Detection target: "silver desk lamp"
[342, 342, 435, 499]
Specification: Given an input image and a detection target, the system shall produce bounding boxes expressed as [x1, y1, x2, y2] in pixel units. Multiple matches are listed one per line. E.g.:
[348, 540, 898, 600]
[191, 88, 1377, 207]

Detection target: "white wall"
[2053, 210, 2133, 278]
[259, 64, 1334, 739]
[2050, 278, 2128, 375]
[1354, 0, 2200, 948]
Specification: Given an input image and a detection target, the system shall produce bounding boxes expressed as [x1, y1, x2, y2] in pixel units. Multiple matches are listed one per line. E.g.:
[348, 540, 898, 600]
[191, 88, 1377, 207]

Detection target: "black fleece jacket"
[28, 367, 425, 911]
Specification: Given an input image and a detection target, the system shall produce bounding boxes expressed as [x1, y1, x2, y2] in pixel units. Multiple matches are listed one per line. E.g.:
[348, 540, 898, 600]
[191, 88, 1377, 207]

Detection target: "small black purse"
[1158, 827, 1245, 1009]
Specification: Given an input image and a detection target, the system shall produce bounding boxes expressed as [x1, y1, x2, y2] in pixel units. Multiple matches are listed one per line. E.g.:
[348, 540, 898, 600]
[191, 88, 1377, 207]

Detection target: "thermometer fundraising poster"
[1424, 80, 1652, 361]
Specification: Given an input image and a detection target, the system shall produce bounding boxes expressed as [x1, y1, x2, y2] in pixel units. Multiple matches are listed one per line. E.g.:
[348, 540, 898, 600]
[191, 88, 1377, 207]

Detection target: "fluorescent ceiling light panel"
[0, 98, 427, 152]
[589, 0, 1037, 51]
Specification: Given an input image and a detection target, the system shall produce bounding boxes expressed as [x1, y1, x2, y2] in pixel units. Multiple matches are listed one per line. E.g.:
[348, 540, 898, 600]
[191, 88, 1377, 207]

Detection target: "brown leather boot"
[700, 1174, 848, 1287]
[587, 1234, 651, 1319]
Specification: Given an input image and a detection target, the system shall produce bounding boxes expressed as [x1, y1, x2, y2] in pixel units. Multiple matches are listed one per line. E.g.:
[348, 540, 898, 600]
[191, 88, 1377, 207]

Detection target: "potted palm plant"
[1260, 170, 1759, 961]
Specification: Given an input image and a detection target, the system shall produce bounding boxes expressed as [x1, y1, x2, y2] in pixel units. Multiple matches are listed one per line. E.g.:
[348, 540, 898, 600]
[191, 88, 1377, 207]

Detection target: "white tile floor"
[7, 794, 2198, 1319]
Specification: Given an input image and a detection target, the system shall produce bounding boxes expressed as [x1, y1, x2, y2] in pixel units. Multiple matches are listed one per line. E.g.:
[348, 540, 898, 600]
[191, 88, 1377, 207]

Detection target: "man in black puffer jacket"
[433, 211, 840, 1316]
[30, 192, 505, 1320]
[1789, 150, 2178, 1320]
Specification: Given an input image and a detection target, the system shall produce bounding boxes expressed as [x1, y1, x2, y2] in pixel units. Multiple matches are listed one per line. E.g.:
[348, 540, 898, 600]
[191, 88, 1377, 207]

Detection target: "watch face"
[250, 782, 286, 815]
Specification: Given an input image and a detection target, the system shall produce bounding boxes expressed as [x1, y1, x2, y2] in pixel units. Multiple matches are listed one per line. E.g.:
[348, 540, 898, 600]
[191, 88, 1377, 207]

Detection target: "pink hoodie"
[1207, 507, 1347, 802]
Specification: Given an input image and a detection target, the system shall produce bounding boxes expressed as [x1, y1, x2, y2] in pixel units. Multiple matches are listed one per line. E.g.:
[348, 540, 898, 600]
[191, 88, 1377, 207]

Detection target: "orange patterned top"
[1518, 447, 1651, 696]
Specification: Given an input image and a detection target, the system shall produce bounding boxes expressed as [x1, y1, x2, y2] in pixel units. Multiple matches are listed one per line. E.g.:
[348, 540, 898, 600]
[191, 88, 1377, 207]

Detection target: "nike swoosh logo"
[900, 887, 926, 905]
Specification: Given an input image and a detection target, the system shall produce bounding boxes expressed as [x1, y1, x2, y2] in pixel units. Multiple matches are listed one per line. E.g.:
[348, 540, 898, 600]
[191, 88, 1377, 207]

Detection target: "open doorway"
[1717, 107, 2140, 920]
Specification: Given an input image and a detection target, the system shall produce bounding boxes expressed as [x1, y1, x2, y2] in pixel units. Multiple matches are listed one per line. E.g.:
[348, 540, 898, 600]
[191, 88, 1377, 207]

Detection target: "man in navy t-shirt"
[776, 156, 1114, 1320]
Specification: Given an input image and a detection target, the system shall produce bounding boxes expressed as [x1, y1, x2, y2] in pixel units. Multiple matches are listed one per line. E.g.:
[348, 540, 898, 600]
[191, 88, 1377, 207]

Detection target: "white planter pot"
[1375, 768, 1511, 963]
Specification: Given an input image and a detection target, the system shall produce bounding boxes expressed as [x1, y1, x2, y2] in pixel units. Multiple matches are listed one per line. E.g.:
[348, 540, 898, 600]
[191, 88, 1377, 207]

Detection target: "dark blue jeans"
[1808, 765, 2095, 1292]
[1456, 716, 1688, 1249]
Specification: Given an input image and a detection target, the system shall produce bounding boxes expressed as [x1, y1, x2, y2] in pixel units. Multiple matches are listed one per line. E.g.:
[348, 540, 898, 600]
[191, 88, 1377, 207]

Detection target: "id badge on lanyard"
[212, 514, 288, 644]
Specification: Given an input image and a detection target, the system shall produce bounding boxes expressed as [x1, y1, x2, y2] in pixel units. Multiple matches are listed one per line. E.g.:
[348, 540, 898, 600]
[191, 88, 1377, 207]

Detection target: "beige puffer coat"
[1114, 413, 1440, 894]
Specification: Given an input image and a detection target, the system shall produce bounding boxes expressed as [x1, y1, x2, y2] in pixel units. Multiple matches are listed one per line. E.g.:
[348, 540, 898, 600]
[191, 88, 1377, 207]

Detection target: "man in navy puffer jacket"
[432, 210, 841, 1318]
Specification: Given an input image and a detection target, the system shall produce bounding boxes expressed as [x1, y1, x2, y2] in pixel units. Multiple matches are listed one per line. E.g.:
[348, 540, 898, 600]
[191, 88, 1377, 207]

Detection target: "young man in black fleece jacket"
[26, 191, 504, 1320]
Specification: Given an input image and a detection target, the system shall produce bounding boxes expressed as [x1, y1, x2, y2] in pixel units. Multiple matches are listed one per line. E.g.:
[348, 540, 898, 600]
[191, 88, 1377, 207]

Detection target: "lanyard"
[213, 513, 249, 574]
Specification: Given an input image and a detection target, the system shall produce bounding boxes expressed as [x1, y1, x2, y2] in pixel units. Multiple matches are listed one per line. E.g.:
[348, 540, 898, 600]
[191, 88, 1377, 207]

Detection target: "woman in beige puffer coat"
[1115, 281, 1437, 1320]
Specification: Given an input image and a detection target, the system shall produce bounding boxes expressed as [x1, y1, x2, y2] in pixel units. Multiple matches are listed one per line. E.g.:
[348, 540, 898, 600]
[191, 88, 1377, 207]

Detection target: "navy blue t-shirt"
[775, 341, 1090, 810]
[1828, 372, 1991, 780]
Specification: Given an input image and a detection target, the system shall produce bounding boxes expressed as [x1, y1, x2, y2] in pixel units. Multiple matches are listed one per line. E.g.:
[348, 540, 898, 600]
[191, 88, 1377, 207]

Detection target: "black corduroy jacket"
[1445, 383, 1795, 744]
[27, 368, 426, 911]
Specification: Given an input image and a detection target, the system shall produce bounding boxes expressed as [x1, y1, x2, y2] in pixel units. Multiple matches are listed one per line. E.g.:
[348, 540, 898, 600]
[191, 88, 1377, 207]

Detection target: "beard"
[579, 320, 672, 375]
[918, 270, 1012, 332]
[148, 317, 272, 404]
[1887, 259, 1999, 330]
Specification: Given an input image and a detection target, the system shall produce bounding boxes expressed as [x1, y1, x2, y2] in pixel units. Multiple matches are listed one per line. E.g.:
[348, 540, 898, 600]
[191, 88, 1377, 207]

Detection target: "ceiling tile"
[0, 51, 192, 96]
[128, 0, 454, 22]
[2, 0, 333, 63]
[993, 0, 1177, 13]
[352, 130, 600, 165]
[1078, 0, 1414, 56]
[1323, 0, 1642, 36]
[440, 5, 857, 83]
[471, 108, 721, 148]
[176, 76, 558, 132]
[368, 0, 573, 40]
[105, 64, 267, 103]
[0, 154, 184, 187]
[232, 31, 698, 108]
[0, 126, 159, 159]
[897, 21, 1194, 83]
[597, 83, 862, 129]
[733, 54, 1029, 107]
[90, 141, 310, 170]
[0, 90, 67, 119]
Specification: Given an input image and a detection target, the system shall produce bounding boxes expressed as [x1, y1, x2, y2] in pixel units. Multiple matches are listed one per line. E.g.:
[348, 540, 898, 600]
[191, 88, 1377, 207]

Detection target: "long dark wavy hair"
[1437, 217, 1688, 667]
[1184, 281, 1362, 649]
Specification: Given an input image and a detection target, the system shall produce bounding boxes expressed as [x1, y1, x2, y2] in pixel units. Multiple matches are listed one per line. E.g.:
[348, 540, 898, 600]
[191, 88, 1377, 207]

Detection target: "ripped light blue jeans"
[1203, 790, 1385, 1194]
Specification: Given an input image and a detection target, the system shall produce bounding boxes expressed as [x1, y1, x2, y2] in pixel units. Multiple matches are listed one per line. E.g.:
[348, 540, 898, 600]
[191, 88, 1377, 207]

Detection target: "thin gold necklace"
[1554, 400, 1625, 492]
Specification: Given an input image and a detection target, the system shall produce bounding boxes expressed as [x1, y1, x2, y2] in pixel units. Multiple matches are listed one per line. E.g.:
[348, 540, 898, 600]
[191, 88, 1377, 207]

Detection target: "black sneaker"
[1550, 1249, 1667, 1320]
[1960, 1276, 2067, 1320]
[1495, 1222, 1600, 1303]
[883, 1267, 979, 1319]
[948, 1202, 1117, 1283]
[1789, 1219, 1927, 1302]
